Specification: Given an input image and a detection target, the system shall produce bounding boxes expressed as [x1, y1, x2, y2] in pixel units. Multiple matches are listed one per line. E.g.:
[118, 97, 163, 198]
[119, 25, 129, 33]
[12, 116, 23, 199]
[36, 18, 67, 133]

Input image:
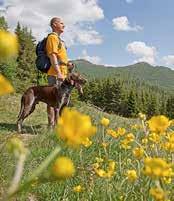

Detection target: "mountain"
[74, 59, 174, 92]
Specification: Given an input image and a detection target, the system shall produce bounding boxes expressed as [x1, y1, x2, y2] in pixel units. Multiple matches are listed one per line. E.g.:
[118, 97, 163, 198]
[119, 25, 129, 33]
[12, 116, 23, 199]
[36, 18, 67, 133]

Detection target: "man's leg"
[47, 75, 57, 127]
[54, 78, 63, 124]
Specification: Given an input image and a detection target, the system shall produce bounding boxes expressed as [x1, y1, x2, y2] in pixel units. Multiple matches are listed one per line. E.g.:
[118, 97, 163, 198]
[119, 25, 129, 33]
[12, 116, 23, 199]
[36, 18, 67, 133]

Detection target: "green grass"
[0, 94, 173, 201]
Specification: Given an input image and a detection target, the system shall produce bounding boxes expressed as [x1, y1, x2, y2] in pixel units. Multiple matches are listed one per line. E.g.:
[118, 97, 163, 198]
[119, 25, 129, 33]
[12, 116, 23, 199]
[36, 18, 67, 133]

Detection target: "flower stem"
[6, 146, 61, 200]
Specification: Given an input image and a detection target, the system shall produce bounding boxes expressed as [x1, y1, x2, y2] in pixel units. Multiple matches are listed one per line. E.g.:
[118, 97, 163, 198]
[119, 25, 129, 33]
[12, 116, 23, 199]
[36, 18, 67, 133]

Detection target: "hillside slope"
[74, 60, 174, 91]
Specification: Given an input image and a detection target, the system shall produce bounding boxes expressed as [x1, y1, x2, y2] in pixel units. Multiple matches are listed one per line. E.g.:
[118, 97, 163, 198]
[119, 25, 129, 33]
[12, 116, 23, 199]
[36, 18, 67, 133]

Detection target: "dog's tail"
[17, 96, 25, 120]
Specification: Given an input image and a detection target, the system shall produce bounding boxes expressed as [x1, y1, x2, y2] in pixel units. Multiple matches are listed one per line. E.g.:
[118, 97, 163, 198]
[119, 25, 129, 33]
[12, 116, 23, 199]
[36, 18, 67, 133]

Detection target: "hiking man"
[46, 17, 74, 127]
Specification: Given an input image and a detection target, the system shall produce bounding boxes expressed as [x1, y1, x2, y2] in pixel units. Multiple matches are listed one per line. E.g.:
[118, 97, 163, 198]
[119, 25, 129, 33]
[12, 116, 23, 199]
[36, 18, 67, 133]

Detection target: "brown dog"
[17, 72, 86, 133]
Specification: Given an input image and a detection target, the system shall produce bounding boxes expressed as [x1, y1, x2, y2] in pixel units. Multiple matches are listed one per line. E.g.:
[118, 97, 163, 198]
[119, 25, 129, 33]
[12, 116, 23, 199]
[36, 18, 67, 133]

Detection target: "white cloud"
[112, 16, 142, 32]
[163, 55, 174, 66]
[63, 25, 103, 47]
[2, 0, 104, 45]
[79, 49, 102, 64]
[126, 41, 157, 65]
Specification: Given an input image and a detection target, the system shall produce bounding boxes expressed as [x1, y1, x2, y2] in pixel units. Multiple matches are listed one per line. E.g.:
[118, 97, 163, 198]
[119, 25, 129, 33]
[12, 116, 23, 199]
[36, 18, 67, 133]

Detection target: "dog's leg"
[17, 105, 35, 133]
[59, 93, 71, 116]
[17, 96, 25, 133]
[54, 108, 59, 126]
[17, 92, 36, 133]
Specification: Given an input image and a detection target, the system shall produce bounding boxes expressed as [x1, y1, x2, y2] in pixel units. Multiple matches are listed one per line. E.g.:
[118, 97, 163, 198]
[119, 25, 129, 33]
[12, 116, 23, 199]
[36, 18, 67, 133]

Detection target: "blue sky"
[0, 0, 174, 68]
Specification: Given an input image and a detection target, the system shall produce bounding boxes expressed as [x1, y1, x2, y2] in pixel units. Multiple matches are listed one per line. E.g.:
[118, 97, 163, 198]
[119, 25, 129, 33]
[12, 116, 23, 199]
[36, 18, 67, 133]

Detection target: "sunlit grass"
[0, 94, 173, 201]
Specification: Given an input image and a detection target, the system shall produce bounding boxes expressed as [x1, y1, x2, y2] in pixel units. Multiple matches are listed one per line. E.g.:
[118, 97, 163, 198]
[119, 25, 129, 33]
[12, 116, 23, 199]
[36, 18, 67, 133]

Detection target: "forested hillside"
[74, 59, 174, 92]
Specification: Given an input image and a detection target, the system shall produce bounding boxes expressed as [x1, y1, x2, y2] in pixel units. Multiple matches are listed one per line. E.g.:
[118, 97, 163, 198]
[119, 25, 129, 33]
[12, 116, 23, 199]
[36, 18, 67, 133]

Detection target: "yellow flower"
[125, 133, 135, 142]
[163, 177, 171, 184]
[95, 168, 107, 177]
[105, 170, 115, 178]
[93, 159, 116, 178]
[0, 30, 18, 60]
[120, 139, 131, 149]
[95, 157, 104, 163]
[101, 142, 109, 148]
[106, 129, 118, 138]
[148, 115, 170, 133]
[142, 138, 148, 145]
[92, 162, 100, 169]
[82, 137, 92, 147]
[163, 132, 174, 152]
[117, 127, 126, 136]
[126, 170, 138, 182]
[150, 187, 166, 201]
[0, 74, 14, 96]
[149, 132, 161, 143]
[132, 147, 144, 159]
[73, 185, 84, 192]
[169, 119, 174, 126]
[131, 124, 141, 130]
[143, 157, 173, 179]
[57, 108, 96, 147]
[138, 112, 146, 120]
[108, 160, 116, 171]
[100, 117, 110, 127]
[52, 157, 75, 179]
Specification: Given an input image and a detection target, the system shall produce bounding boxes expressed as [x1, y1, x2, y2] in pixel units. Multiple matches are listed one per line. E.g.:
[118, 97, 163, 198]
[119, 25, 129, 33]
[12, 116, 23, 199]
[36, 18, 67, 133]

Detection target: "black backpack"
[35, 33, 61, 73]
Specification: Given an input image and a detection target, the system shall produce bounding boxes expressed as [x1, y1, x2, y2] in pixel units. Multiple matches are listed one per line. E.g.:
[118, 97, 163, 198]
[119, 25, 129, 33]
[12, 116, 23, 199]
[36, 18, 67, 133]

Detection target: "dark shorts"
[47, 75, 62, 86]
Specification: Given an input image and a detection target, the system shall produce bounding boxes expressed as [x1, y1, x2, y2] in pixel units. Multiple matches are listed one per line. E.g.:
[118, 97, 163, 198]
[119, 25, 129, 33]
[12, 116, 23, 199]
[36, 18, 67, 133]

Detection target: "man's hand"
[57, 71, 64, 80]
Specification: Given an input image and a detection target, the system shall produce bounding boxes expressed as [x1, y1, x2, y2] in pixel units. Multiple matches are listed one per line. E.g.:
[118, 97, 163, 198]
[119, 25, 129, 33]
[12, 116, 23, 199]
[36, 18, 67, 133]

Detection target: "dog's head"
[66, 72, 87, 95]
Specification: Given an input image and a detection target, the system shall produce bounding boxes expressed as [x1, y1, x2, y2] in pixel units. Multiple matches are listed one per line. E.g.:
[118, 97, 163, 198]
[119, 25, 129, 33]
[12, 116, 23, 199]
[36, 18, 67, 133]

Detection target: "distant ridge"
[73, 60, 174, 91]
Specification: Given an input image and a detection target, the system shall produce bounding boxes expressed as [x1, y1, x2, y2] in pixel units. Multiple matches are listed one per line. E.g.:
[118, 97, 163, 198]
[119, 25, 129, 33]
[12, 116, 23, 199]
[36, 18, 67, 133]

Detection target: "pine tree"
[126, 90, 138, 117]
[146, 95, 157, 118]
[0, 16, 8, 30]
[15, 23, 37, 91]
[109, 79, 123, 114]
[166, 97, 174, 119]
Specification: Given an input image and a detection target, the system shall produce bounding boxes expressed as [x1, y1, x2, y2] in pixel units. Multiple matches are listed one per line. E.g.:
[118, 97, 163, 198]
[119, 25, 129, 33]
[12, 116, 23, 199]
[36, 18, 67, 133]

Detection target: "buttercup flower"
[125, 133, 135, 142]
[95, 168, 107, 177]
[149, 132, 161, 143]
[148, 115, 170, 133]
[138, 112, 146, 120]
[0, 74, 14, 96]
[132, 147, 144, 159]
[100, 117, 110, 127]
[0, 30, 18, 60]
[149, 187, 166, 201]
[57, 108, 96, 146]
[95, 157, 104, 163]
[52, 157, 75, 179]
[116, 127, 126, 136]
[142, 138, 148, 145]
[120, 139, 131, 149]
[126, 170, 138, 182]
[93, 158, 116, 178]
[143, 157, 173, 179]
[101, 142, 109, 149]
[163, 132, 174, 152]
[106, 129, 118, 138]
[131, 124, 141, 130]
[73, 185, 84, 192]
[82, 137, 92, 147]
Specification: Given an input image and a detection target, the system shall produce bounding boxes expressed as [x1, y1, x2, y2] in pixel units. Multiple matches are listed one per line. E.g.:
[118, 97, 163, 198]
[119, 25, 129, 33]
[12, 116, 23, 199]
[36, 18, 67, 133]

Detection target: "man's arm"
[49, 53, 63, 80]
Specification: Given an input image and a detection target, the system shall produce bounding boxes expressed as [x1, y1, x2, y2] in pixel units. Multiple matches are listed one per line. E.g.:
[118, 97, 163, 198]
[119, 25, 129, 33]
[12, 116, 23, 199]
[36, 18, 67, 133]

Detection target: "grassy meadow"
[0, 94, 174, 201]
